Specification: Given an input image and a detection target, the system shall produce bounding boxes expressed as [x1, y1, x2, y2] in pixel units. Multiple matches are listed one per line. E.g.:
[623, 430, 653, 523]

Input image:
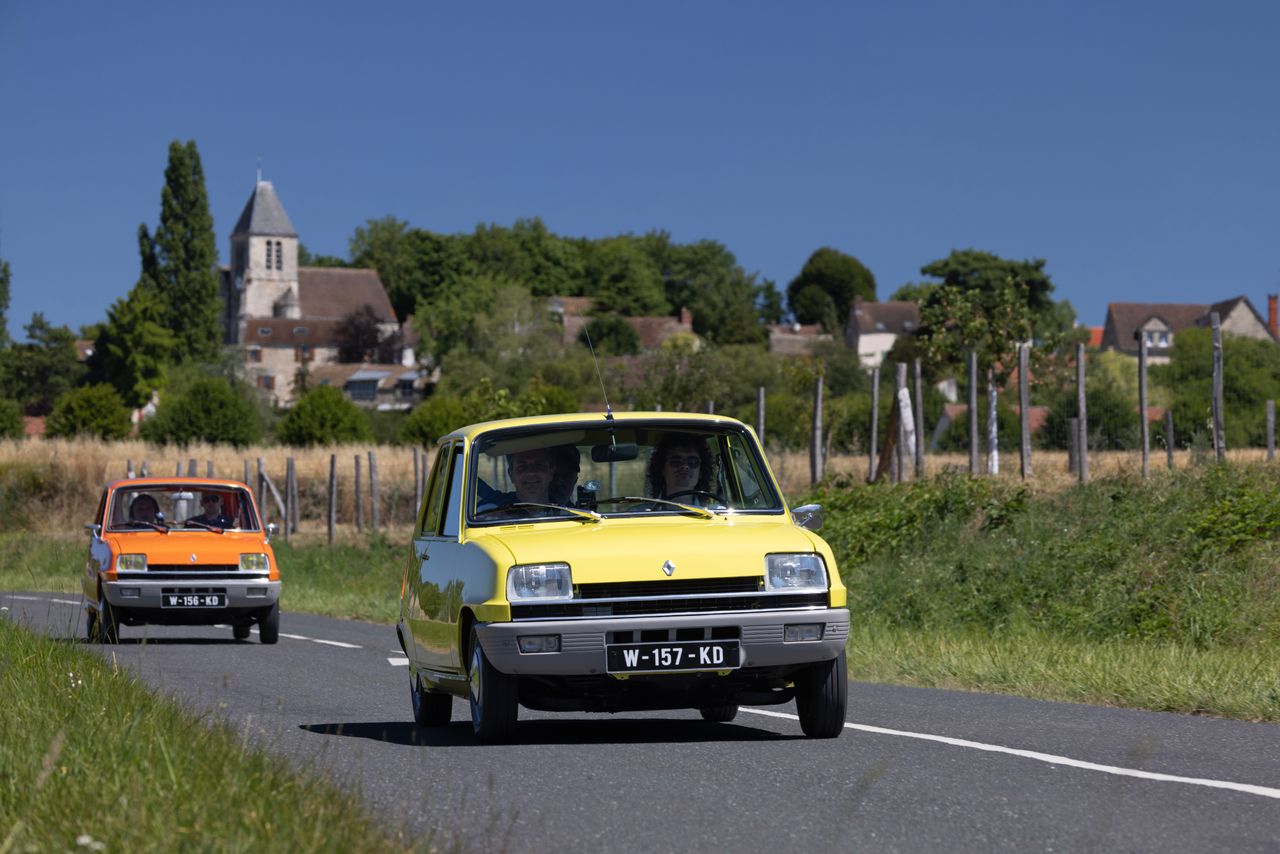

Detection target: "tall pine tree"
[137, 140, 221, 363]
[0, 255, 11, 349]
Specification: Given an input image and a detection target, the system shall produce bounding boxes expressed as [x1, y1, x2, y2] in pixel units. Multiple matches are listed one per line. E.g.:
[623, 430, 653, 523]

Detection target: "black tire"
[84, 606, 97, 643]
[94, 591, 119, 644]
[259, 602, 280, 645]
[699, 704, 739, 723]
[233, 623, 251, 641]
[795, 651, 847, 738]
[411, 672, 452, 727]
[467, 626, 518, 743]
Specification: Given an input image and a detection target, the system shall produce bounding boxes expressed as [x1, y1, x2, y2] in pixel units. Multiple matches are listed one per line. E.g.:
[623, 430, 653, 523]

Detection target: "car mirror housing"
[591, 442, 638, 463]
[265, 522, 279, 543]
[791, 504, 824, 532]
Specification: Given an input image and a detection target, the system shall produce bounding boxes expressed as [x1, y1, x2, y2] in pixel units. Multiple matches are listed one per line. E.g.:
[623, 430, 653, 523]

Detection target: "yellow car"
[397, 412, 849, 742]
[83, 478, 282, 644]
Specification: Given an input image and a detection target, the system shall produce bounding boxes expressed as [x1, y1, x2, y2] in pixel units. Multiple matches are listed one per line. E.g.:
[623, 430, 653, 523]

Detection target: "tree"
[917, 279, 1033, 384]
[0, 255, 10, 349]
[350, 216, 416, 320]
[0, 398, 22, 440]
[400, 394, 467, 446]
[298, 243, 349, 268]
[89, 285, 175, 407]
[140, 377, 262, 448]
[579, 315, 640, 356]
[582, 238, 668, 316]
[0, 313, 85, 415]
[335, 304, 401, 363]
[786, 248, 876, 332]
[277, 386, 372, 446]
[45, 385, 132, 440]
[920, 249, 1055, 317]
[135, 141, 221, 364]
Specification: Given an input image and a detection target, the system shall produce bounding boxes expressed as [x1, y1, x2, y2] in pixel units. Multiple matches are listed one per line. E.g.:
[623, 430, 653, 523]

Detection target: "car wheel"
[259, 603, 280, 645]
[795, 651, 847, 739]
[84, 606, 97, 643]
[699, 704, 739, 723]
[411, 672, 452, 727]
[467, 626, 517, 743]
[233, 623, 251, 641]
[95, 591, 119, 644]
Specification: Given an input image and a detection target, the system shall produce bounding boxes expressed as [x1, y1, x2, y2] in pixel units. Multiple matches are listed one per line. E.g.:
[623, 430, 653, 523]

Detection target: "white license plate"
[606, 640, 740, 673]
[161, 593, 226, 608]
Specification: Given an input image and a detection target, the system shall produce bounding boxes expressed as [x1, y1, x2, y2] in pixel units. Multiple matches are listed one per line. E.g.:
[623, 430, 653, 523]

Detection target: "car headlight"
[239, 553, 270, 572]
[764, 553, 827, 593]
[116, 554, 147, 572]
[507, 563, 572, 601]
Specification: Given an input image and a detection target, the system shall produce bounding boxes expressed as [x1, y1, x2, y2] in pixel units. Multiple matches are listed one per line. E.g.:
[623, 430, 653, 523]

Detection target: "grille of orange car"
[577, 577, 763, 599]
[510, 592, 828, 620]
[146, 564, 239, 573]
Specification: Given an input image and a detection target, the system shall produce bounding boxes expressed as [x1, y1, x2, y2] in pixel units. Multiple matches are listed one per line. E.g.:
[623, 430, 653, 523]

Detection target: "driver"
[187, 492, 233, 528]
[128, 494, 160, 525]
[646, 434, 715, 503]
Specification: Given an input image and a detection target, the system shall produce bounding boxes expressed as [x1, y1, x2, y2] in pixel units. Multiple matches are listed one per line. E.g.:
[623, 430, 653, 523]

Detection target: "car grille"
[577, 576, 762, 599]
[510, 592, 828, 620]
[147, 564, 238, 573]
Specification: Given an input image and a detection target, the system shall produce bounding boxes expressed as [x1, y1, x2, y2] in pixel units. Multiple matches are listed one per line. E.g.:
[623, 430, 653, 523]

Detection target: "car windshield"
[106, 485, 259, 532]
[468, 422, 782, 525]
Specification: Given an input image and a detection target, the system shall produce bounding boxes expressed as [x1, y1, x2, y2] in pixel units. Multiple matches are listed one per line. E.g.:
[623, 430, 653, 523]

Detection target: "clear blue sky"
[3, 1, 1278, 343]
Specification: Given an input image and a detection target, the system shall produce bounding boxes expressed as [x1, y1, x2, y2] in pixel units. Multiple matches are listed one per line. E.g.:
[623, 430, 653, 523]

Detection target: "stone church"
[219, 180, 421, 406]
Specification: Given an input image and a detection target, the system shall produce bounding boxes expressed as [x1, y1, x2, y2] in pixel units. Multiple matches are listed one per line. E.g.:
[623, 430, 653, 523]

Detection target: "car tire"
[233, 623, 251, 641]
[411, 672, 452, 727]
[699, 704, 739, 723]
[795, 651, 847, 739]
[95, 591, 119, 645]
[259, 603, 280, 645]
[467, 626, 518, 743]
[84, 606, 97, 643]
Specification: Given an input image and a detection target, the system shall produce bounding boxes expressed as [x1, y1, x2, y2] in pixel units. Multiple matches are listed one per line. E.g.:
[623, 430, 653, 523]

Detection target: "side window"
[418, 446, 451, 536]
[440, 446, 466, 538]
[94, 490, 108, 527]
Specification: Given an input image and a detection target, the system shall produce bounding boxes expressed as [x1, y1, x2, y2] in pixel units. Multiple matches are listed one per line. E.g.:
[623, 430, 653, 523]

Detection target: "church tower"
[227, 180, 300, 343]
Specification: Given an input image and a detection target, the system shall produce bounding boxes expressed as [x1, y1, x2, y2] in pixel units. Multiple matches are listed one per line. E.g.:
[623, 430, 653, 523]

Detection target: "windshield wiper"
[593, 496, 716, 519]
[184, 521, 226, 534]
[473, 502, 602, 523]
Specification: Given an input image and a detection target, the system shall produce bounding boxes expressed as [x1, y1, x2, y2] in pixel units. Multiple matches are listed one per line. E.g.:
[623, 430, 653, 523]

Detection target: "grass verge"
[0, 618, 421, 853]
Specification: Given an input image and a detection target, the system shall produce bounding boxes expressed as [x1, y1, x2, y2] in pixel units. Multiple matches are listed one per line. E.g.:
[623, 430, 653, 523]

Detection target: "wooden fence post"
[1067, 417, 1079, 474]
[894, 363, 909, 483]
[968, 351, 979, 475]
[913, 359, 925, 480]
[140, 460, 149, 477]
[1165, 410, 1175, 470]
[413, 449, 422, 515]
[369, 450, 380, 532]
[243, 460, 250, 489]
[868, 367, 879, 481]
[207, 460, 214, 478]
[756, 386, 766, 447]
[706, 400, 715, 415]
[327, 454, 337, 545]
[1211, 312, 1225, 463]
[1139, 335, 1150, 478]
[1077, 343, 1089, 484]
[809, 373, 824, 486]
[187, 459, 196, 477]
[1268, 400, 1275, 462]
[285, 457, 297, 536]
[256, 458, 267, 524]
[986, 367, 999, 476]
[354, 454, 363, 533]
[289, 457, 299, 533]
[126, 459, 135, 479]
[1018, 343, 1031, 480]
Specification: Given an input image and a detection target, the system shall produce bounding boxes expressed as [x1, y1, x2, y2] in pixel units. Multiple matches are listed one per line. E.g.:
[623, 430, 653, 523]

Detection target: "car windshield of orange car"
[106, 485, 260, 532]
[468, 423, 782, 525]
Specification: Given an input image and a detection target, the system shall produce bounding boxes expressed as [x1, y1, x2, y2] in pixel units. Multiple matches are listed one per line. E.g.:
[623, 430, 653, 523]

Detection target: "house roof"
[768, 323, 832, 355]
[297, 268, 396, 322]
[231, 180, 297, 237]
[849, 298, 920, 335]
[245, 318, 343, 347]
[308, 362, 434, 392]
[1105, 302, 1207, 341]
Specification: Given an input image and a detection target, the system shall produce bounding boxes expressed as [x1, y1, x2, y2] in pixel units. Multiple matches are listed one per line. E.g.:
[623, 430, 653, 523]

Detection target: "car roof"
[105, 477, 252, 492]
[439, 411, 750, 444]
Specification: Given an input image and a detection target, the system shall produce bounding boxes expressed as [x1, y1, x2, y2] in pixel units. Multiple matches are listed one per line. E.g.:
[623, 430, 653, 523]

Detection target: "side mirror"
[265, 522, 279, 543]
[791, 503, 824, 532]
[84, 523, 102, 537]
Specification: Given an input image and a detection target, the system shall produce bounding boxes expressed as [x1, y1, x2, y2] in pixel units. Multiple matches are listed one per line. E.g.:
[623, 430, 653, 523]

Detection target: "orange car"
[83, 478, 282, 644]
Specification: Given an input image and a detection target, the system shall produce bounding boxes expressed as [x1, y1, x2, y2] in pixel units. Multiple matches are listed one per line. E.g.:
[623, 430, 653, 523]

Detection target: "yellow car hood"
[475, 516, 817, 584]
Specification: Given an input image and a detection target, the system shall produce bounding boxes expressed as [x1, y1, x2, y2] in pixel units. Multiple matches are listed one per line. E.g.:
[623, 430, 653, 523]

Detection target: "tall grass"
[0, 619, 425, 852]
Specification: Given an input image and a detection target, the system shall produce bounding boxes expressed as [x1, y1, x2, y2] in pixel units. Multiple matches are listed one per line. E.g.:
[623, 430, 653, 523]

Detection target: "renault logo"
[189, 554, 198, 563]
[661, 560, 676, 577]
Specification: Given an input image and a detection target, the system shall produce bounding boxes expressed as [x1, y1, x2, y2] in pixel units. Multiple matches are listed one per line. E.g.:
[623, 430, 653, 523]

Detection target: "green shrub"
[140, 377, 261, 448]
[45, 384, 131, 440]
[579, 315, 640, 356]
[400, 394, 467, 446]
[0, 398, 23, 439]
[277, 386, 372, 446]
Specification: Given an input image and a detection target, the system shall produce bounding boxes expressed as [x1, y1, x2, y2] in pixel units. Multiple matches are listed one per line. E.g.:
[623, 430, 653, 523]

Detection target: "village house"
[844, 297, 920, 368]
[548, 297, 696, 349]
[1100, 295, 1277, 364]
[218, 180, 418, 405]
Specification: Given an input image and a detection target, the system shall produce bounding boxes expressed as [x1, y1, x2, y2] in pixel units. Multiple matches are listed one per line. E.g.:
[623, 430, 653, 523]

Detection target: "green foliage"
[920, 249, 1056, 316]
[138, 140, 221, 364]
[141, 377, 262, 448]
[277, 386, 372, 446]
[1153, 327, 1280, 448]
[414, 276, 558, 371]
[89, 284, 175, 407]
[582, 237, 669, 316]
[297, 243, 349, 268]
[334, 304, 400, 364]
[1040, 372, 1141, 450]
[580, 314, 640, 356]
[400, 394, 468, 446]
[0, 313, 85, 416]
[786, 248, 876, 331]
[45, 385, 131, 440]
[0, 398, 21, 439]
[0, 256, 10, 349]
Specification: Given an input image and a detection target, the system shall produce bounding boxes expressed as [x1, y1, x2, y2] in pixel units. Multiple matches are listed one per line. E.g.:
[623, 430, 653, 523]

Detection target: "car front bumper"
[101, 578, 280, 611]
[476, 607, 849, 676]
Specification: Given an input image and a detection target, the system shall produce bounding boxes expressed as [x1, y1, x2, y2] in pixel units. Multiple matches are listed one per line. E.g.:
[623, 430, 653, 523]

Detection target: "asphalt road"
[5, 591, 1279, 853]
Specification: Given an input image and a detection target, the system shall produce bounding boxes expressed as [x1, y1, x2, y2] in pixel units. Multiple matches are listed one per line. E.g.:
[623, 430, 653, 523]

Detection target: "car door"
[84, 488, 111, 601]
[408, 442, 461, 673]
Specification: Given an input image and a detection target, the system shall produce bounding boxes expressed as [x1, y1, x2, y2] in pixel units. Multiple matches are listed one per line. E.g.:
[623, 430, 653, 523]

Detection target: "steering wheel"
[664, 489, 724, 505]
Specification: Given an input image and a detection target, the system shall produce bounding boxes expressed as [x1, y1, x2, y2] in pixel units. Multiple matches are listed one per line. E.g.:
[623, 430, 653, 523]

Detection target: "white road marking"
[50, 598, 80, 606]
[388, 657, 409, 666]
[278, 632, 361, 649]
[741, 708, 1280, 801]
[10, 595, 40, 600]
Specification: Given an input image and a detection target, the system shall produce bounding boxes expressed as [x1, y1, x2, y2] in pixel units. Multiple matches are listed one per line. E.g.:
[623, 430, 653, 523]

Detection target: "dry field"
[2, 437, 1273, 535]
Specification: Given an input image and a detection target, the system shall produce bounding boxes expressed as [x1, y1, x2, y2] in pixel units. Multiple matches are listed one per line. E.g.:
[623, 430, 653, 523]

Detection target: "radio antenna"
[582, 325, 614, 422]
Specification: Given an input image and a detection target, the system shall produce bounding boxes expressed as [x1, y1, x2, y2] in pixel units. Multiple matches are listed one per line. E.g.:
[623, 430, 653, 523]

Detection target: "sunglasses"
[666, 455, 701, 469]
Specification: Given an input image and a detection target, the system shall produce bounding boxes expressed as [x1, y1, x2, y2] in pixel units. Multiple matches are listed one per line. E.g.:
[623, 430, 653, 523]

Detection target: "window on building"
[257, 375, 276, 391]
[294, 345, 312, 363]
[265, 241, 273, 269]
[258, 326, 272, 337]
[247, 348, 263, 363]
[346, 380, 378, 401]
[275, 241, 283, 271]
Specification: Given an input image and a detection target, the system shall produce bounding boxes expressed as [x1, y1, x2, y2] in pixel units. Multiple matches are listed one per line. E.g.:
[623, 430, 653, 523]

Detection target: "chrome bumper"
[102, 578, 280, 610]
